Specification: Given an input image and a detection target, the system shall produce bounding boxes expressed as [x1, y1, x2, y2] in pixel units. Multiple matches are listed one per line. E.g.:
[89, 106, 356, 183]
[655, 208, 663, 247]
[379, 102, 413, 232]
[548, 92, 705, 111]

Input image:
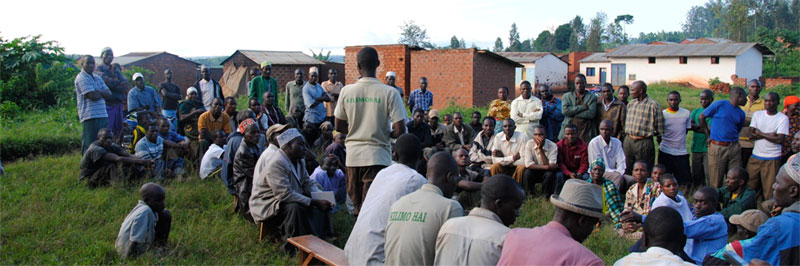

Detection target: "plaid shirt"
[624, 96, 664, 137]
[408, 89, 434, 111]
[601, 179, 624, 223]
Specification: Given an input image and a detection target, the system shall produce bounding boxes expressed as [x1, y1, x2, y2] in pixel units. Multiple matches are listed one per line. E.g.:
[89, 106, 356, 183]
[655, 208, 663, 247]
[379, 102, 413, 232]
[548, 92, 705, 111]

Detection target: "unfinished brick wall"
[409, 49, 475, 109]
[731, 74, 799, 89]
[473, 51, 517, 107]
[345, 44, 411, 95]
[126, 53, 199, 95]
[273, 64, 321, 90]
[318, 61, 346, 84]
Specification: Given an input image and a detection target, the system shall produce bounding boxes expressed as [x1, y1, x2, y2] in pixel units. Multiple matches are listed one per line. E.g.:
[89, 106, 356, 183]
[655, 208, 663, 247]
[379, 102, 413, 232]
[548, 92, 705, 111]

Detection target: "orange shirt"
[198, 111, 231, 134]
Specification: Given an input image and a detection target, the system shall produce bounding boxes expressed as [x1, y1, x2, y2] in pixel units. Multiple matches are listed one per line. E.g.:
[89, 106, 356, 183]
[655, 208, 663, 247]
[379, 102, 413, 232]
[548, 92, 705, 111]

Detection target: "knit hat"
[238, 118, 256, 133]
[261, 61, 272, 68]
[277, 128, 304, 148]
[386, 71, 396, 77]
[729, 209, 768, 233]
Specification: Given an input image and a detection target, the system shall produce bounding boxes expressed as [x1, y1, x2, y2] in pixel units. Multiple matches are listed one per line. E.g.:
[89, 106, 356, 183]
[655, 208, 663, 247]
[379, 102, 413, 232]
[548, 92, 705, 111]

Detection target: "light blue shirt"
[302, 82, 327, 124]
[135, 136, 163, 160]
[684, 212, 728, 264]
[128, 85, 162, 113]
[74, 70, 110, 122]
[115, 201, 157, 258]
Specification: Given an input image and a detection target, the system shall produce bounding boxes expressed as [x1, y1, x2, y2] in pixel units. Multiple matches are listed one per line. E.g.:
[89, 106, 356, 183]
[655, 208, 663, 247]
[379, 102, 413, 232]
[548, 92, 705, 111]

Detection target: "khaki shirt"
[434, 208, 509, 266]
[385, 184, 463, 266]
[523, 138, 558, 168]
[334, 77, 407, 167]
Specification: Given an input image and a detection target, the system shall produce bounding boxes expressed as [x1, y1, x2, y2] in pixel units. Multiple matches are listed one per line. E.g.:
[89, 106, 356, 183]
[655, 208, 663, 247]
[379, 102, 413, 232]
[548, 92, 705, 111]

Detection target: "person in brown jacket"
[596, 83, 626, 140]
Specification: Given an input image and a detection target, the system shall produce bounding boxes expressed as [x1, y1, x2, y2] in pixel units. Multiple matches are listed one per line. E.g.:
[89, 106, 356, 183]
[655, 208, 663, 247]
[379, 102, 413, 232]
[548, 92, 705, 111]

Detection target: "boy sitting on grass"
[115, 182, 171, 259]
[80, 128, 153, 187]
[135, 125, 186, 180]
[309, 155, 347, 210]
[200, 130, 227, 180]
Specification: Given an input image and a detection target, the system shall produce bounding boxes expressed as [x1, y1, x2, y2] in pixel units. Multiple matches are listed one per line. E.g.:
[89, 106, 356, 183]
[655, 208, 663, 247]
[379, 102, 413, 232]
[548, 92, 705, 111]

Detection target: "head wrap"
[784, 96, 800, 110]
[238, 118, 256, 133]
[309, 66, 319, 74]
[261, 61, 272, 68]
[277, 128, 304, 148]
[591, 158, 605, 171]
[783, 154, 800, 185]
[386, 71, 396, 77]
[187, 87, 198, 95]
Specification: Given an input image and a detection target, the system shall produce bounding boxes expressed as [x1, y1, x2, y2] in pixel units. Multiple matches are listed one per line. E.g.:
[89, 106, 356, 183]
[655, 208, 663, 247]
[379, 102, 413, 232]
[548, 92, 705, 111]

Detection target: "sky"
[1, 0, 703, 58]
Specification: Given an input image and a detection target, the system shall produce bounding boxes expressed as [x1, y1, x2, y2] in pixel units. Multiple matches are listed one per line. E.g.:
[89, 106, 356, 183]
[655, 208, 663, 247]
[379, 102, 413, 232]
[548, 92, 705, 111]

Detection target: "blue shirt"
[708, 208, 800, 266]
[95, 64, 128, 104]
[309, 167, 346, 204]
[74, 70, 110, 122]
[128, 86, 163, 113]
[134, 136, 163, 160]
[407, 89, 434, 111]
[541, 97, 564, 141]
[702, 100, 745, 142]
[159, 131, 186, 143]
[302, 82, 327, 124]
[684, 212, 728, 264]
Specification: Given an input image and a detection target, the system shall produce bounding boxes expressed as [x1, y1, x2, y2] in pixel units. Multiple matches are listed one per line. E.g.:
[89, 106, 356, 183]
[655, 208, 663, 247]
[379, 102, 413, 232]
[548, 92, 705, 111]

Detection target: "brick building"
[344, 44, 521, 109]
[566, 51, 593, 88]
[220, 50, 344, 97]
[99, 52, 201, 95]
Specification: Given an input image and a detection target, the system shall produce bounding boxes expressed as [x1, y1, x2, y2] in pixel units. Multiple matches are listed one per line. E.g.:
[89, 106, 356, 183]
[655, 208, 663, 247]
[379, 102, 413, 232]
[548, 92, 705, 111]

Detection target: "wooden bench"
[287, 235, 348, 266]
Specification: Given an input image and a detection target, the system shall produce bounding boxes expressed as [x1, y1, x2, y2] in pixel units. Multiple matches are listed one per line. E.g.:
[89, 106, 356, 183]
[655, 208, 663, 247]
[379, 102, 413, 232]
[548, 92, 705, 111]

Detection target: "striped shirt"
[624, 96, 664, 138]
[74, 70, 110, 122]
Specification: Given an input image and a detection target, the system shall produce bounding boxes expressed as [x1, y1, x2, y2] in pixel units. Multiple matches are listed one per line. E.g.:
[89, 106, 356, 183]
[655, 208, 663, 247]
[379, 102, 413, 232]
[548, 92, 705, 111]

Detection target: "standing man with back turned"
[334, 47, 408, 216]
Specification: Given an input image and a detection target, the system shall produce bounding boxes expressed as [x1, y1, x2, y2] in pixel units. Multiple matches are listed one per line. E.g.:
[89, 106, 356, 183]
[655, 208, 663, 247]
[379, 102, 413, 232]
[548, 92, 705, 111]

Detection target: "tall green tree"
[507, 23, 521, 51]
[398, 20, 433, 48]
[614, 14, 634, 44]
[493, 37, 504, 52]
[450, 35, 461, 49]
[569, 16, 586, 51]
[586, 12, 607, 51]
[534, 30, 554, 52]
[553, 24, 573, 51]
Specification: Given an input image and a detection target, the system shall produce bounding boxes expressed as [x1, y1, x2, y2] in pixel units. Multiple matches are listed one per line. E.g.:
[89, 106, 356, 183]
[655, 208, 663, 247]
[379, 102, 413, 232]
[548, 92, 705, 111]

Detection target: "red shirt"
[557, 138, 589, 175]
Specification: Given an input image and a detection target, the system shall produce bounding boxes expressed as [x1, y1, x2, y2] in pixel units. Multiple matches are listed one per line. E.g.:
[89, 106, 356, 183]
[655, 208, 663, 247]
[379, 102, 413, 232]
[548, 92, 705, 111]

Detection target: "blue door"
[599, 68, 607, 84]
[611, 64, 626, 86]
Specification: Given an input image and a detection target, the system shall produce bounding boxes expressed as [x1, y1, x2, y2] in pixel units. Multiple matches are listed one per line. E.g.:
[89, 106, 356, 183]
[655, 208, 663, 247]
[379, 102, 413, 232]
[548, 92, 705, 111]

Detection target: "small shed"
[496, 52, 569, 91]
[99, 52, 200, 94]
[220, 50, 327, 97]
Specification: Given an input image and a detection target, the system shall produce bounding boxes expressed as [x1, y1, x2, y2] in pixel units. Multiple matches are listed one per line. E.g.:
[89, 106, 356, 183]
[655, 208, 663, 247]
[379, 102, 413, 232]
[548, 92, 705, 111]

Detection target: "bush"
[0, 105, 81, 161]
[121, 65, 154, 88]
[0, 101, 20, 119]
[0, 34, 72, 110]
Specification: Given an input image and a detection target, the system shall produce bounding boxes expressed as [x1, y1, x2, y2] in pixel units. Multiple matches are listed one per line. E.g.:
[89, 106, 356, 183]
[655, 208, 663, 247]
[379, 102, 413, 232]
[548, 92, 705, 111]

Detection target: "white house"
[599, 43, 772, 87]
[497, 52, 569, 90]
[578, 53, 612, 85]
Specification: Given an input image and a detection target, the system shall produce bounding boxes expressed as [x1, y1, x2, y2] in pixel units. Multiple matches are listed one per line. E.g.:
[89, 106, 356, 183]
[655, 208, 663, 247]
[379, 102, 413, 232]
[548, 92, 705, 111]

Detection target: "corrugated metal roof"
[94, 52, 200, 66]
[495, 52, 554, 63]
[579, 53, 610, 63]
[607, 43, 773, 57]
[229, 50, 325, 65]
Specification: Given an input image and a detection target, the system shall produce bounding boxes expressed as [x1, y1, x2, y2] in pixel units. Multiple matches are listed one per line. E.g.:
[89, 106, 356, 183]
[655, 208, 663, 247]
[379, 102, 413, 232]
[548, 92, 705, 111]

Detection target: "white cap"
[309, 66, 319, 74]
[386, 71, 396, 77]
[132, 72, 144, 81]
[277, 128, 304, 148]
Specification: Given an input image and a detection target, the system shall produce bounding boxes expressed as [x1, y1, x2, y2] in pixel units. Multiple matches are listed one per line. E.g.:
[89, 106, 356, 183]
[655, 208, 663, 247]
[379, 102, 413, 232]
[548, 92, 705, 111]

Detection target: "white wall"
[735, 47, 763, 81]
[611, 55, 738, 87]
[533, 55, 568, 89]
[580, 62, 611, 85]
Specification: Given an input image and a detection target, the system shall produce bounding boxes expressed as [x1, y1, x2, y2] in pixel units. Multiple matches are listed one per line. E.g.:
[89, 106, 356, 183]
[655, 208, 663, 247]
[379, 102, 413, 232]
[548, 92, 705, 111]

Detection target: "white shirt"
[510, 95, 544, 125]
[434, 207, 509, 266]
[588, 136, 626, 175]
[613, 247, 695, 266]
[491, 131, 529, 166]
[750, 110, 790, 159]
[344, 163, 427, 266]
[199, 144, 225, 179]
[660, 108, 692, 156]
[198, 79, 216, 110]
[523, 138, 558, 168]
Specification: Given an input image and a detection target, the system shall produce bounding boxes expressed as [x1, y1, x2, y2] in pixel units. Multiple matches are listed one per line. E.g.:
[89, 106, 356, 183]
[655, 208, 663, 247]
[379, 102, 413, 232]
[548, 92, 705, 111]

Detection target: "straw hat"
[729, 209, 768, 233]
[550, 179, 605, 219]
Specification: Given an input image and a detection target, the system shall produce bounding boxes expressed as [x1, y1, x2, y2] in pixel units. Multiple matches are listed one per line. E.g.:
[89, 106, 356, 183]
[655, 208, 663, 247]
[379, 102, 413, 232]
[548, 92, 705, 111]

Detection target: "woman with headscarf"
[587, 158, 624, 225]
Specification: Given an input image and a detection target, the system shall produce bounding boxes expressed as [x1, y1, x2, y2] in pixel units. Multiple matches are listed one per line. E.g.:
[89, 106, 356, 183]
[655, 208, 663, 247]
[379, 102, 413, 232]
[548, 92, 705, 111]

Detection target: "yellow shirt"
[739, 97, 764, 144]
[488, 99, 511, 121]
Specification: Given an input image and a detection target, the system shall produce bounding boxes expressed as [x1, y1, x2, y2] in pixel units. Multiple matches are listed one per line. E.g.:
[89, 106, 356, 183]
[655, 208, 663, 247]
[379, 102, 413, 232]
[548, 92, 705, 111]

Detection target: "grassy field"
[3, 82, 796, 264]
[0, 152, 632, 264]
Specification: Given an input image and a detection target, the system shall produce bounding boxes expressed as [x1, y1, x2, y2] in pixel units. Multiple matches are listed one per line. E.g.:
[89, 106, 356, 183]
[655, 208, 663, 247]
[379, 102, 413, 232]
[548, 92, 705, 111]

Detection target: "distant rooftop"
[607, 43, 773, 57]
[222, 50, 325, 65]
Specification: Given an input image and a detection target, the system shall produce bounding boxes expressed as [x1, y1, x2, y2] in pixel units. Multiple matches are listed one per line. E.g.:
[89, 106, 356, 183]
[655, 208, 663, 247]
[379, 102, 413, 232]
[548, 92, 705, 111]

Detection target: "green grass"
[0, 104, 81, 161]
[1, 152, 633, 264]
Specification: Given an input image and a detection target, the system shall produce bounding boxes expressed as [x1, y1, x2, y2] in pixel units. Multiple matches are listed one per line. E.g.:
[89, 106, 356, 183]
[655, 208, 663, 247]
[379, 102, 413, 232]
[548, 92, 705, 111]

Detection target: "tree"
[460, 38, 466, 48]
[586, 12, 607, 51]
[0, 34, 72, 110]
[520, 39, 533, 52]
[569, 16, 586, 51]
[553, 23, 573, 51]
[309, 49, 331, 61]
[724, 0, 751, 41]
[507, 23, 521, 51]
[631, 31, 687, 44]
[450, 35, 461, 49]
[614, 14, 634, 44]
[493, 37, 504, 52]
[398, 20, 433, 48]
[534, 30, 554, 52]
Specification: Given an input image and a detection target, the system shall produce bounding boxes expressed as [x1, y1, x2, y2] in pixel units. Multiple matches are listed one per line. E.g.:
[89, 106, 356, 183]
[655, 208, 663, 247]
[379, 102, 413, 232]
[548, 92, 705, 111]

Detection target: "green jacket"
[718, 186, 757, 220]
[249, 76, 278, 106]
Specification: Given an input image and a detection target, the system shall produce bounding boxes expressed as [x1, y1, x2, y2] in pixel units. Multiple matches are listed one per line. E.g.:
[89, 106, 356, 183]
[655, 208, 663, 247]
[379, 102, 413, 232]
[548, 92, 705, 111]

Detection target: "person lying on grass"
[80, 128, 153, 188]
[115, 182, 171, 260]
